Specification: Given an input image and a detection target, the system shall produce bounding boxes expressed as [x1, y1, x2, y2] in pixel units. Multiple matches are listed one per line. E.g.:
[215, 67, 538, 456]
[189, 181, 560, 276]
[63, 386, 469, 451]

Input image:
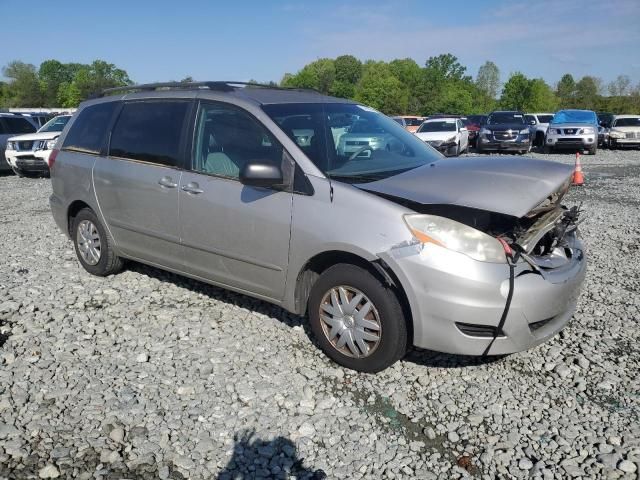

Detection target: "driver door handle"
[182, 182, 204, 194]
[158, 176, 178, 188]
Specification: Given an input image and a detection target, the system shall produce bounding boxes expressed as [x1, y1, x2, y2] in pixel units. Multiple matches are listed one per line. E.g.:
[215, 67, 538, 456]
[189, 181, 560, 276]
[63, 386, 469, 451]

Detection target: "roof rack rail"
[94, 81, 320, 98]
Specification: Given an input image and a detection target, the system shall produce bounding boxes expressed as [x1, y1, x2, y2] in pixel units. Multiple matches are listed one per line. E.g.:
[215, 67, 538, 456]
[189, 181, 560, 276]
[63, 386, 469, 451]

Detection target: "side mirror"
[239, 161, 283, 188]
[460, 127, 467, 132]
[529, 120, 537, 125]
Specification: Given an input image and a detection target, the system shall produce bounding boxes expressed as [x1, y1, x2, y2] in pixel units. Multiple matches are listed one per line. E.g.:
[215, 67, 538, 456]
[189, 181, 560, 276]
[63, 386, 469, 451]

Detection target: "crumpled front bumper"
[379, 233, 587, 356]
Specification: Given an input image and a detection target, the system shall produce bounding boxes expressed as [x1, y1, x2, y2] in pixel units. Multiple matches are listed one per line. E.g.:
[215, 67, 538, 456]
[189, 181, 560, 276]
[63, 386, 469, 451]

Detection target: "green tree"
[524, 78, 558, 112]
[354, 62, 408, 114]
[476, 61, 500, 99]
[499, 72, 531, 110]
[38, 60, 78, 106]
[1, 61, 43, 107]
[334, 55, 362, 84]
[556, 74, 576, 108]
[574, 76, 600, 109]
[282, 58, 335, 94]
[425, 54, 468, 81]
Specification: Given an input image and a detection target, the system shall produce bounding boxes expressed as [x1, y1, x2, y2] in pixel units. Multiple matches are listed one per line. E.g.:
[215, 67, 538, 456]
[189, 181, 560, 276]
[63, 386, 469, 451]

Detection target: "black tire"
[536, 132, 544, 147]
[544, 145, 552, 154]
[588, 145, 597, 155]
[72, 208, 124, 276]
[307, 264, 408, 373]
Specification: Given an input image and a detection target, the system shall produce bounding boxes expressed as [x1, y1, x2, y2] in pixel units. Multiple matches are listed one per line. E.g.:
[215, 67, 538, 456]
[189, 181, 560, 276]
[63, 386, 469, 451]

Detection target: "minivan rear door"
[94, 99, 192, 270]
[179, 101, 293, 302]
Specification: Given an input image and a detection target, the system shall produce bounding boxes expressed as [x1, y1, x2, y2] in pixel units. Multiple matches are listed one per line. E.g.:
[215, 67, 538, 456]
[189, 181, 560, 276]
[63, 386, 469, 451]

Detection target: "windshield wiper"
[326, 174, 383, 184]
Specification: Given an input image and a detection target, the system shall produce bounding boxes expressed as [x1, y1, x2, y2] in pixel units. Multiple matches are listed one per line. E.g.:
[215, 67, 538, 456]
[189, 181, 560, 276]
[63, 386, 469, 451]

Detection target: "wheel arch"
[292, 250, 414, 343]
[67, 200, 93, 236]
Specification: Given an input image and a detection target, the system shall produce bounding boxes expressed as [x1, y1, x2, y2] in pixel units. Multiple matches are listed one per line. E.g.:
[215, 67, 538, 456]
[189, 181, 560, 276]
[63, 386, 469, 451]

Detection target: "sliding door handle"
[182, 182, 204, 194]
[158, 176, 178, 188]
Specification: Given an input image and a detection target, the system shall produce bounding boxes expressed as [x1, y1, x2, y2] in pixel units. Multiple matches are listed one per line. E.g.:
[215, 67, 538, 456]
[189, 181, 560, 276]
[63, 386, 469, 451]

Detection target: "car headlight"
[6, 141, 15, 150]
[609, 130, 625, 139]
[46, 138, 58, 150]
[548, 128, 559, 135]
[519, 129, 530, 135]
[480, 128, 491, 135]
[580, 127, 595, 135]
[403, 214, 507, 263]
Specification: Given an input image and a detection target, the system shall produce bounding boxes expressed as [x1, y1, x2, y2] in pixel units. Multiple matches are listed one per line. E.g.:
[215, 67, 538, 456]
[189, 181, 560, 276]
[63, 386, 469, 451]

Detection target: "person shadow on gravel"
[217, 430, 326, 480]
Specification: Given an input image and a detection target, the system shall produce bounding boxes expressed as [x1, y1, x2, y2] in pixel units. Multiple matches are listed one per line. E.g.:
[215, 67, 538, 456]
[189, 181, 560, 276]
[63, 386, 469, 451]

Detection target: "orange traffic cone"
[572, 152, 584, 186]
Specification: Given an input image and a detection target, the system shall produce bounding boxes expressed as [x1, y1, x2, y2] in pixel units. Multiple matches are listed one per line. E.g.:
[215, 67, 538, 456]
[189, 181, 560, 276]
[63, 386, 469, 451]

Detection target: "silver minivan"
[49, 82, 587, 372]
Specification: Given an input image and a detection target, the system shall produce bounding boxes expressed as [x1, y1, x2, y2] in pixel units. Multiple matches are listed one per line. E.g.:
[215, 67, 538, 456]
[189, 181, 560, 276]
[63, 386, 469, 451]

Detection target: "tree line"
[1, 55, 639, 115]
[281, 54, 640, 115]
[0, 59, 131, 108]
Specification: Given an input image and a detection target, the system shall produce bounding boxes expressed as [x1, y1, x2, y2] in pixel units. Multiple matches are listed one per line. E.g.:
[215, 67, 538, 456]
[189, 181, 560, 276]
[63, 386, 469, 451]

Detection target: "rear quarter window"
[108, 101, 189, 167]
[3, 117, 36, 134]
[62, 102, 119, 154]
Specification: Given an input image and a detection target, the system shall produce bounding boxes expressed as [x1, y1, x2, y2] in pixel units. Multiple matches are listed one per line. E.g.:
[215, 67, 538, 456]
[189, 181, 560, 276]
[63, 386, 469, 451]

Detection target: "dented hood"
[359, 156, 574, 218]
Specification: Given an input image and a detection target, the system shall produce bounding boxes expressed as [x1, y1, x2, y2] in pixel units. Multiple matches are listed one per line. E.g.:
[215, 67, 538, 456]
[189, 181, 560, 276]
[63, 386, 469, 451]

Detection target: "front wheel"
[72, 208, 124, 276]
[308, 264, 408, 372]
[588, 145, 597, 155]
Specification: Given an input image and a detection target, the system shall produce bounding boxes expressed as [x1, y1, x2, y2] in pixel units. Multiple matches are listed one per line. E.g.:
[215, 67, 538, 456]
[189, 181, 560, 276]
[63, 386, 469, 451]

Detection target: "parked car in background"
[597, 112, 614, 146]
[477, 111, 531, 154]
[337, 118, 404, 158]
[5, 115, 71, 177]
[391, 116, 424, 133]
[1, 113, 38, 172]
[525, 113, 554, 147]
[20, 113, 55, 128]
[607, 115, 640, 149]
[545, 110, 599, 155]
[414, 117, 468, 156]
[464, 115, 487, 147]
[49, 81, 586, 372]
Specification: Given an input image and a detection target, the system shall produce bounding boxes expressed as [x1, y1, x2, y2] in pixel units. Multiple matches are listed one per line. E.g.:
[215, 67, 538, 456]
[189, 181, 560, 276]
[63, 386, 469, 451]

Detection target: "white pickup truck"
[5, 115, 71, 177]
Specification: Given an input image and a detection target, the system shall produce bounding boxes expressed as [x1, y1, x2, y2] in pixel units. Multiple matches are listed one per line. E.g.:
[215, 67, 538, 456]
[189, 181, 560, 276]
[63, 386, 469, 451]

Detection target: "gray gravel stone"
[0, 149, 638, 479]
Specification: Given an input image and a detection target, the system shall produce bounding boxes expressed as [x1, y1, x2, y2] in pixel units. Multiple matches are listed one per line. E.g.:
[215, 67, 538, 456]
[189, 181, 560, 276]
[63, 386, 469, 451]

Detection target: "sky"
[1, 0, 639, 88]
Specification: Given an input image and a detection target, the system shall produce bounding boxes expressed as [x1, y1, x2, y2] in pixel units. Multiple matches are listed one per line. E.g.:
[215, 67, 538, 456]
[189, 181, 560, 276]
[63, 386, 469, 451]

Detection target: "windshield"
[614, 117, 640, 127]
[39, 115, 71, 132]
[487, 112, 525, 125]
[417, 120, 456, 133]
[551, 110, 597, 125]
[537, 115, 554, 123]
[262, 103, 442, 183]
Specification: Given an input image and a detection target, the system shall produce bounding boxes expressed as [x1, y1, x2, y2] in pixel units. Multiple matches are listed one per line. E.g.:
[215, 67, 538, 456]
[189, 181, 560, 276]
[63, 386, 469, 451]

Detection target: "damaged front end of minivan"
[365, 158, 587, 356]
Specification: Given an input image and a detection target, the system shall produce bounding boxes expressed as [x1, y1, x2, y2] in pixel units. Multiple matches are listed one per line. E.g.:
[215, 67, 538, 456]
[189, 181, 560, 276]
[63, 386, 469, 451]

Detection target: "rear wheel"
[72, 208, 124, 276]
[308, 264, 408, 372]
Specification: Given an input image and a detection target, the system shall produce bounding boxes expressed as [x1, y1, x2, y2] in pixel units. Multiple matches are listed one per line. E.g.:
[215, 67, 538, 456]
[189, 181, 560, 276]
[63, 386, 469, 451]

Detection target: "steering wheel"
[348, 145, 374, 161]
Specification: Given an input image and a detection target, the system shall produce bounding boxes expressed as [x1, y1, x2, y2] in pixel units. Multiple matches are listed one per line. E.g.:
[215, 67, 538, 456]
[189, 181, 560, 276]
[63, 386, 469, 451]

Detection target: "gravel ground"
[0, 148, 639, 479]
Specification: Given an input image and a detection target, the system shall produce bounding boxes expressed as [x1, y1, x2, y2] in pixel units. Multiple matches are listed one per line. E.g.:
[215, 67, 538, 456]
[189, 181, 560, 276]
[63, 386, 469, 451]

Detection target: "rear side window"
[109, 101, 189, 167]
[63, 102, 118, 154]
[3, 117, 36, 134]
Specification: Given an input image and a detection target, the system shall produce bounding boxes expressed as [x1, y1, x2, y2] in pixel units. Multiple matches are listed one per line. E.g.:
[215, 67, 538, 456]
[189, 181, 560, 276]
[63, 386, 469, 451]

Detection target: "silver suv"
[50, 82, 587, 372]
